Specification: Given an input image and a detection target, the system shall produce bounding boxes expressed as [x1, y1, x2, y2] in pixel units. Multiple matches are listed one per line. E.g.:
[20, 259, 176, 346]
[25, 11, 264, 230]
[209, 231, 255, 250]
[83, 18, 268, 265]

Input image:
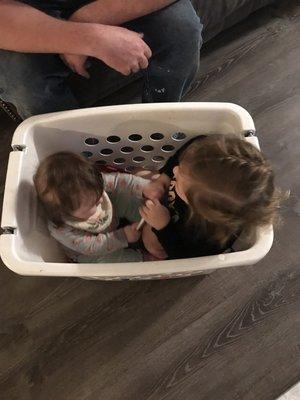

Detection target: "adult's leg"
[125, 0, 203, 102]
[0, 47, 141, 119]
[0, 50, 80, 119]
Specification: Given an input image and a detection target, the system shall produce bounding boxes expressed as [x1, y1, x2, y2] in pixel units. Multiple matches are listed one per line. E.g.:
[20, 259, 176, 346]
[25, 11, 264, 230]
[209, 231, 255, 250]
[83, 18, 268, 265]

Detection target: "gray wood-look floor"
[0, 1, 299, 399]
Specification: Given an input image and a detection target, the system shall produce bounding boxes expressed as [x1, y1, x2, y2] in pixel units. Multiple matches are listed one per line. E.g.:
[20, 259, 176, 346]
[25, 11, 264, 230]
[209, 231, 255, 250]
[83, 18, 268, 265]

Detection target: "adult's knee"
[160, 0, 203, 50]
[0, 51, 78, 119]
[17, 82, 79, 120]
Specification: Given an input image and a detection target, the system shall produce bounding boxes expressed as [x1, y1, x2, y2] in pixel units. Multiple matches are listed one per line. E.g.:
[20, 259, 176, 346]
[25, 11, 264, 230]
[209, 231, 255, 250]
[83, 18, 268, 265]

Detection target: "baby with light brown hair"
[34, 151, 150, 263]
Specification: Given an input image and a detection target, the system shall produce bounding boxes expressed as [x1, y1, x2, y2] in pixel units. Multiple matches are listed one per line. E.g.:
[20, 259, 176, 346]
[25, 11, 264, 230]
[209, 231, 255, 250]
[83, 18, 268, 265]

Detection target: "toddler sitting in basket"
[140, 134, 285, 260]
[34, 152, 151, 263]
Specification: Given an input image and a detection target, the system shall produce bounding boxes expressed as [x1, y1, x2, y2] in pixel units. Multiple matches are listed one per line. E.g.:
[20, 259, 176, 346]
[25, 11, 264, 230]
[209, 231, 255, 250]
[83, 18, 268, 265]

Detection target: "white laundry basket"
[0, 102, 273, 280]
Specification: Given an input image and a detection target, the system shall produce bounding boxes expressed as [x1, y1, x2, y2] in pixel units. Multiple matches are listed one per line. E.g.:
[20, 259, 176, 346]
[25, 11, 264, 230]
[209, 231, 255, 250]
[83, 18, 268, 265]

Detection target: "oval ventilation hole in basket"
[133, 156, 145, 163]
[161, 145, 175, 152]
[128, 134, 143, 142]
[84, 137, 99, 146]
[141, 145, 154, 152]
[100, 148, 113, 156]
[172, 132, 186, 141]
[81, 151, 93, 158]
[120, 146, 134, 154]
[150, 132, 164, 141]
[114, 158, 126, 165]
[107, 135, 121, 143]
[152, 155, 165, 162]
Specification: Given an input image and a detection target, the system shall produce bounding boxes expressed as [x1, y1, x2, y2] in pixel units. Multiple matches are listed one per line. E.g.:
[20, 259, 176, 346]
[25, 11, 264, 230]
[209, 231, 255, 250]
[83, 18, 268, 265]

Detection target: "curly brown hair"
[34, 152, 104, 226]
[179, 134, 286, 247]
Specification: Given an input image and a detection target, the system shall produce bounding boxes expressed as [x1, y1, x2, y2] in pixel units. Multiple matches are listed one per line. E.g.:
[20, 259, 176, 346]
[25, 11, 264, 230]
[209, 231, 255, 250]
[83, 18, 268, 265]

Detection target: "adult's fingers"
[131, 63, 140, 74]
[120, 67, 131, 76]
[136, 32, 152, 58]
[138, 55, 149, 70]
[143, 44, 152, 59]
[75, 64, 90, 79]
[60, 57, 75, 73]
[59, 54, 68, 67]
[67, 63, 76, 73]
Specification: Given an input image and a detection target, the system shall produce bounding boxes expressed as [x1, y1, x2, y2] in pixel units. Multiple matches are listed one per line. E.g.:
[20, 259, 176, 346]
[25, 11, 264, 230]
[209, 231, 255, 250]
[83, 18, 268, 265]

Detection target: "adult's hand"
[94, 25, 152, 75]
[62, 24, 151, 76]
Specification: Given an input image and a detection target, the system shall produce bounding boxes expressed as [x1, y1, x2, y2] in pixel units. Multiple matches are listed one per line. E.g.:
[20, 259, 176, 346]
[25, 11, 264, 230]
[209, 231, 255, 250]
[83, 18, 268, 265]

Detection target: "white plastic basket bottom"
[0, 103, 273, 280]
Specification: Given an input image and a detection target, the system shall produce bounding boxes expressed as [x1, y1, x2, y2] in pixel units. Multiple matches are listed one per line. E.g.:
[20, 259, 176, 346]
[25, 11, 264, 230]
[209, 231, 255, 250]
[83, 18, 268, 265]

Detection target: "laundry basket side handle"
[1, 151, 24, 230]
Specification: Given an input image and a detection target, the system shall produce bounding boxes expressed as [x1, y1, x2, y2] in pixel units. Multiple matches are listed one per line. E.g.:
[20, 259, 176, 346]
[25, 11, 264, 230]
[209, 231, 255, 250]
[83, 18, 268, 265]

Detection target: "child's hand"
[124, 222, 141, 243]
[143, 180, 166, 200]
[139, 199, 170, 230]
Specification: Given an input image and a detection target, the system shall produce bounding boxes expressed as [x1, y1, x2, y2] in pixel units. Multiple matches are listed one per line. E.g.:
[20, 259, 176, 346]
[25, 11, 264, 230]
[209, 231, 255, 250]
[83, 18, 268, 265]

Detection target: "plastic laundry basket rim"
[11, 102, 256, 147]
[0, 225, 274, 278]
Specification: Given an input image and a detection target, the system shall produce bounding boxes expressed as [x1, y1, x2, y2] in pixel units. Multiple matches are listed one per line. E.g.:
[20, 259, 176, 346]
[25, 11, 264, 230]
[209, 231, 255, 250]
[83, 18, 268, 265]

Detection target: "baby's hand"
[143, 180, 166, 200]
[139, 199, 170, 230]
[124, 222, 141, 243]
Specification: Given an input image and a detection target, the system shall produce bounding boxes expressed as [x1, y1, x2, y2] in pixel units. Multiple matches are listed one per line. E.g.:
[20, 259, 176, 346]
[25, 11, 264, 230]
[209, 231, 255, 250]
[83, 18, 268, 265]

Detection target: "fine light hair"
[34, 152, 104, 226]
[179, 134, 286, 247]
